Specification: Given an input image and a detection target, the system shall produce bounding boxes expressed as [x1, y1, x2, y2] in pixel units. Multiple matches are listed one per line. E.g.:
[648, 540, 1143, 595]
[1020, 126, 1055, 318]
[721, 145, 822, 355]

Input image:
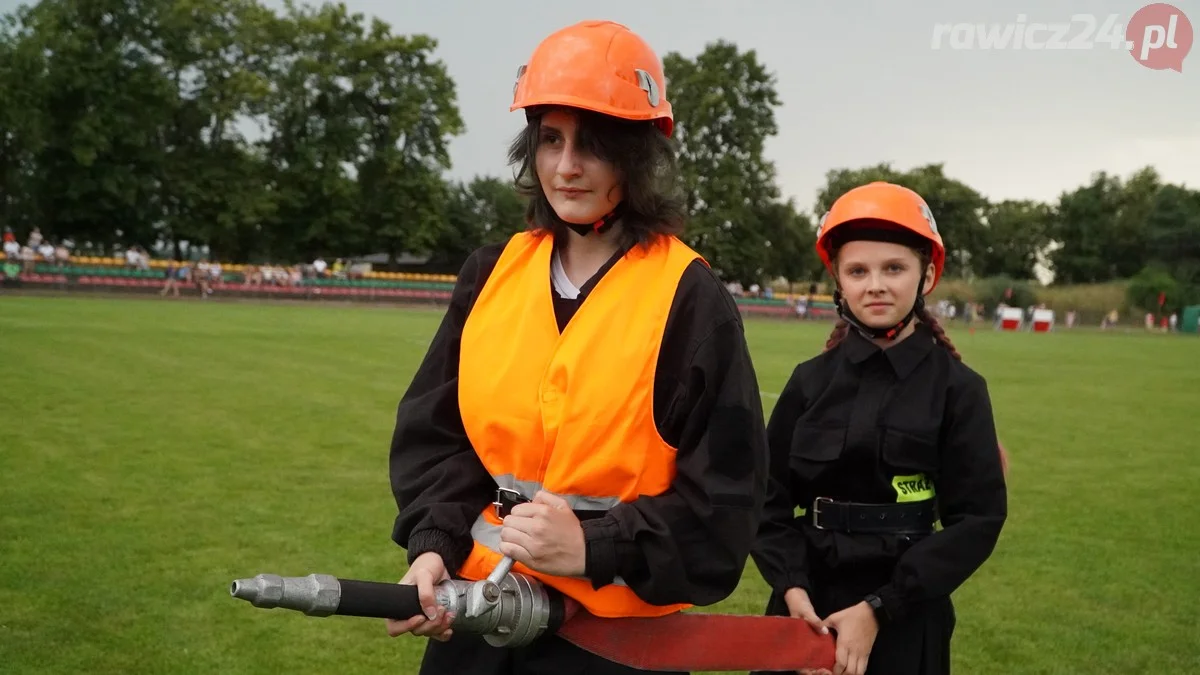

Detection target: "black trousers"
[751, 585, 956, 675]
[419, 629, 689, 675]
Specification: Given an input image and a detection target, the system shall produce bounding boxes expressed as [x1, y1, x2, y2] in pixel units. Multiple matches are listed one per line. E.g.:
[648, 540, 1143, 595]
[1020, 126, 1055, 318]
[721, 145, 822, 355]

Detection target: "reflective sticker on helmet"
[635, 69, 660, 106]
[513, 65, 527, 97]
[817, 211, 829, 235]
[892, 473, 935, 502]
[919, 201, 938, 235]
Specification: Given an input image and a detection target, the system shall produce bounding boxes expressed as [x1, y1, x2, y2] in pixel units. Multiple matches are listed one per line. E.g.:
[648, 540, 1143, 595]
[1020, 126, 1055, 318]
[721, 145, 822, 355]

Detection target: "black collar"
[841, 321, 936, 379]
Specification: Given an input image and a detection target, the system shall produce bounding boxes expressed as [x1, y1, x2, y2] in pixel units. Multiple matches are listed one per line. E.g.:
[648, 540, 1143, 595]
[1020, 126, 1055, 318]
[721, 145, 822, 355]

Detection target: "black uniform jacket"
[389, 237, 769, 608]
[751, 323, 1007, 623]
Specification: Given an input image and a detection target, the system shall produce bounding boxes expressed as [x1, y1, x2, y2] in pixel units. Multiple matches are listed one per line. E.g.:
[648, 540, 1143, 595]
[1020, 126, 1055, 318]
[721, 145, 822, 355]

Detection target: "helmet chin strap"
[552, 201, 626, 237]
[834, 269, 928, 342]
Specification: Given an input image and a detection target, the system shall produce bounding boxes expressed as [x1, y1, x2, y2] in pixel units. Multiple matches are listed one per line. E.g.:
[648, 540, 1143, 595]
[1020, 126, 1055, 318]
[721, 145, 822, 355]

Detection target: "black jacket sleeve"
[579, 269, 770, 608]
[389, 248, 500, 573]
[873, 369, 1008, 622]
[750, 364, 815, 595]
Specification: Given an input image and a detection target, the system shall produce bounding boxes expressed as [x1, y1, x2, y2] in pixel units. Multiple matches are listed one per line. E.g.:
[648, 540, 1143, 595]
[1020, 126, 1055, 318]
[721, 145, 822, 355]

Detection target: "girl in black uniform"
[751, 181, 1008, 675]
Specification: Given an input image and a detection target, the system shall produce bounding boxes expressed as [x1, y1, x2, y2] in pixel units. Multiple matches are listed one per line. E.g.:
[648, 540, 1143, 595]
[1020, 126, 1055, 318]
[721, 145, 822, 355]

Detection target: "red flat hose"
[557, 609, 838, 672]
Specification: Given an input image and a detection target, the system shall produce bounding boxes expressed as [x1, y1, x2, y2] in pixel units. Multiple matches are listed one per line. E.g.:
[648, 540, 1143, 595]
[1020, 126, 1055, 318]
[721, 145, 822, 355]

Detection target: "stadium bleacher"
[1, 255, 838, 318]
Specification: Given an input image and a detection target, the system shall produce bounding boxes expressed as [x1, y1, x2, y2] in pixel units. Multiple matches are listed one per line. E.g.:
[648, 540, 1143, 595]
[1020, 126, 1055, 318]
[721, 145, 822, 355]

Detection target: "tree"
[431, 176, 527, 272]
[1110, 166, 1161, 278]
[663, 41, 783, 285]
[903, 164, 988, 279]
[1126, 265, 1180, 315]
[1048, 171, 1127, 284]
[756, 198, 818, 286]
[152, 0, 278, 261]
[349, 20, 465, 263]
[1143, 184, 1200, 304]
[247, 1, 465, 263]
[0, 8, 46, 234]
[976, 200, 1052, 280]
[16, 0, 178, 249]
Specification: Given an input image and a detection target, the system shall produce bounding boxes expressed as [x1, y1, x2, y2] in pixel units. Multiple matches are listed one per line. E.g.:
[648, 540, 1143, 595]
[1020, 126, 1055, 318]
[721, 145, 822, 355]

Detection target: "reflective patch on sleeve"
[891, 473, 935, 502]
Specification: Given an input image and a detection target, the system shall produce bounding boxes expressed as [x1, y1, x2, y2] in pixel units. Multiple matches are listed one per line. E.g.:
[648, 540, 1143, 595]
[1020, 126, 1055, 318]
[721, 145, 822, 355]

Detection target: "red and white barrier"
[999, 307, 1024, 331]
[1032, 308, 1055, 333]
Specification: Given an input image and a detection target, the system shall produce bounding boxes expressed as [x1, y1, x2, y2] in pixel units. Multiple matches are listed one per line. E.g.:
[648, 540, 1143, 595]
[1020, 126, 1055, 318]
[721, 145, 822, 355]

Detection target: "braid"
[916, 305, 962, 361]
[918, 305, 1009, 475]
[823, 318, 850, 352]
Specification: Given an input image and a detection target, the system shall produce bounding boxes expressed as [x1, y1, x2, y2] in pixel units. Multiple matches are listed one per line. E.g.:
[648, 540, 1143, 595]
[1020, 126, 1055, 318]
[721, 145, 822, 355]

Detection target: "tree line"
[2, 0, 1197, 310]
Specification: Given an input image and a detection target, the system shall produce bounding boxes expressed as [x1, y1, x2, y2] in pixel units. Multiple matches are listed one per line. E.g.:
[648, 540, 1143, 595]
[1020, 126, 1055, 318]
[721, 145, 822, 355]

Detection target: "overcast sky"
[5, 0, 1197, 216]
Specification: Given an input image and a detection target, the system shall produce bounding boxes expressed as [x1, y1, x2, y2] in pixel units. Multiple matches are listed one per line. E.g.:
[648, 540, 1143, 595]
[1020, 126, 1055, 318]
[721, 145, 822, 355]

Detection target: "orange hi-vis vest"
[456, 230, 704, 619]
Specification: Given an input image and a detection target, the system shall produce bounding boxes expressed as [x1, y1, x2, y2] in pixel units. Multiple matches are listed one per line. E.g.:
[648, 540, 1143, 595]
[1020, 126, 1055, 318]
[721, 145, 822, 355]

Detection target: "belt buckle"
[812, 497, 833, 530]
[493, 487, 527, 519]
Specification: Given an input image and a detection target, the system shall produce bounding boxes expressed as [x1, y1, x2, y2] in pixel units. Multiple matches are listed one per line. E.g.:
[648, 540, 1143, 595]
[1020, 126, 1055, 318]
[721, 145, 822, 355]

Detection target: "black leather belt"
[809, 497, 936, 535]
[494, 488, 608, 521]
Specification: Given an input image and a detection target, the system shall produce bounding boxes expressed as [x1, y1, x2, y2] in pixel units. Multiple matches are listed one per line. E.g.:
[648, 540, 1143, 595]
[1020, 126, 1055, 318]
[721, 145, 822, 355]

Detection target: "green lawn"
[1, 295, 1197, 674]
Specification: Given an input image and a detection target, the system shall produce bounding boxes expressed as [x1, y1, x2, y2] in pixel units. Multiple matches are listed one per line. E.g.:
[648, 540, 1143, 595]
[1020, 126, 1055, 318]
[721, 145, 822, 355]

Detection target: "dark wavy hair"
[507, 106, 687, 249]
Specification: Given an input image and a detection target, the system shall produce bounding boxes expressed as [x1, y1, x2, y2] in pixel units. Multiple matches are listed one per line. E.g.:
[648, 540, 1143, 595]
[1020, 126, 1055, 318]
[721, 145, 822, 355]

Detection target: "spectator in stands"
[27, 227, 42, 249]
[54, 242, 71, 267]
[38, 240, 55, 265]
[312, 257, 327, 278]
[208, 260, 222, 288]
[386, 20, 768, 675]
[3, 230, 18, 260]
[177, 261, 192, 290]
[195, 260, 212, 297]
[160, 260, 180, 297]
[20, 244, 35, 273]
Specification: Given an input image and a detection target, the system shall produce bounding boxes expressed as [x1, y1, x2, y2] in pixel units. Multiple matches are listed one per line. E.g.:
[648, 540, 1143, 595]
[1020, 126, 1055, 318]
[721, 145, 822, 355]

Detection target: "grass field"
[2, 294, 1198, 675]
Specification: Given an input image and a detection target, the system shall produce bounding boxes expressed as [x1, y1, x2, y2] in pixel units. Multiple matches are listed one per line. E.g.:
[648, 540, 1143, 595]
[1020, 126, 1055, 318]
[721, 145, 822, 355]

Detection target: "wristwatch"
[863, 594, 887, 622]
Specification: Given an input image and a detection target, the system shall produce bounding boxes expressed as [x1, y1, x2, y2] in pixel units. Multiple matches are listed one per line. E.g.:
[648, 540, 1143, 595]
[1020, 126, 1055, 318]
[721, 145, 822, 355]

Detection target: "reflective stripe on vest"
[468, 508, 632, 587]
[456, 231, 704, 619]
[491, 474, 624, 511]
[470, 474, 632, 587]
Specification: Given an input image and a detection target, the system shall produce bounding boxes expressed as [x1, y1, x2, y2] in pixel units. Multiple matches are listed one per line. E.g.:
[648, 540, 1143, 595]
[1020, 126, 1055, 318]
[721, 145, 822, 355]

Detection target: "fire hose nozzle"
[229, 571, 560, 648]
[230, 573, 341, 616]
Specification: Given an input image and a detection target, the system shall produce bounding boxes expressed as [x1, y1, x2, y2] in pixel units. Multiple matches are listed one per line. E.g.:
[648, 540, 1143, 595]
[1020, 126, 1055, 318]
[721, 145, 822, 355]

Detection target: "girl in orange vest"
[750, 182, 1008, 675]
[385, 20, 769, 675]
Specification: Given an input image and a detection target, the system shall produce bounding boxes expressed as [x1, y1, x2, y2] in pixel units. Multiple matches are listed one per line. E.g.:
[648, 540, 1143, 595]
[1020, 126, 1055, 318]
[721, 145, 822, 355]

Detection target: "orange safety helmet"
[511, 20, 673, 136]
[816, 181, 946, 292]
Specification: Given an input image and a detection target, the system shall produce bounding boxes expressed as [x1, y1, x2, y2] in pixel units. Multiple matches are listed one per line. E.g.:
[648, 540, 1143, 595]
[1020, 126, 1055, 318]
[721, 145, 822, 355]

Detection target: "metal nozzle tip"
[227, 573, 339, 616]
[230, 578, 258, 601]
